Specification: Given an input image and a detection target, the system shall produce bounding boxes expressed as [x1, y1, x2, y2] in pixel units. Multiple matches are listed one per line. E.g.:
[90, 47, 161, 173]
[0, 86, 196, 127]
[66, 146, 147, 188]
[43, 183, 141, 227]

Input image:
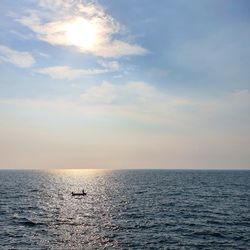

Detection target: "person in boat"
[71, 189, 86, 196]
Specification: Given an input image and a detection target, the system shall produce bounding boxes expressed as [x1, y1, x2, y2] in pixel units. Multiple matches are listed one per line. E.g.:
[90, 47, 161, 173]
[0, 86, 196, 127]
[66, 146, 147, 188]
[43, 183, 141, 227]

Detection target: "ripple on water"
[0, 170, 249, 249]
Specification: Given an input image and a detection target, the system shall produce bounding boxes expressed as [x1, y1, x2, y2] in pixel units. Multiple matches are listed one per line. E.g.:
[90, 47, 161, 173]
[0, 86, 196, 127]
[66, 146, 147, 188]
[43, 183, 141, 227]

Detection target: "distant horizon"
[1, 167, 249, 171]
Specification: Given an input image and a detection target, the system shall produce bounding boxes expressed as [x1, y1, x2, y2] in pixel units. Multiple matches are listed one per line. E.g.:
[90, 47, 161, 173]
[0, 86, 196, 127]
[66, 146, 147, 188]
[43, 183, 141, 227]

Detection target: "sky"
[0, 0, 249, 169]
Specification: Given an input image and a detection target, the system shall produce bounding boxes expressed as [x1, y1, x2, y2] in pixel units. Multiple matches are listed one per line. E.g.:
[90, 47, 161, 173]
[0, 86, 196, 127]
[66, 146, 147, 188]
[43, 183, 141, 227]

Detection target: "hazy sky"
[0, 0, 249, 169]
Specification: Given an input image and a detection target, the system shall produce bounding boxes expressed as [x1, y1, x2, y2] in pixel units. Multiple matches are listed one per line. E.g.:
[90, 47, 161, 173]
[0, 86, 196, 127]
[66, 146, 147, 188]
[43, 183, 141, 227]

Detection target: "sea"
[0, 169, 249, 249]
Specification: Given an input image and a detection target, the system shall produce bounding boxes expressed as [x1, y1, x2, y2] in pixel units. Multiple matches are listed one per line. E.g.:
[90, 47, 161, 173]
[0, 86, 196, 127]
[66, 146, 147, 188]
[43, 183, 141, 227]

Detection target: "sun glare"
[65, 18, 97, 49]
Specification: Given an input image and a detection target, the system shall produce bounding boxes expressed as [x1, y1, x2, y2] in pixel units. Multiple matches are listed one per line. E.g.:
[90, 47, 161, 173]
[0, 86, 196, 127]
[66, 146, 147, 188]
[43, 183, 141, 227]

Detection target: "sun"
[65, 18, 97, 49]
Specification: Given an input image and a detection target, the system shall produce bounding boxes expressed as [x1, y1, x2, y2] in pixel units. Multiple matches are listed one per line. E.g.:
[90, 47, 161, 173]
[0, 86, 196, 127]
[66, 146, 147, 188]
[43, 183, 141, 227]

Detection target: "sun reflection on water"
[1, 171, 249, 248]
[47, 168, 113, 176]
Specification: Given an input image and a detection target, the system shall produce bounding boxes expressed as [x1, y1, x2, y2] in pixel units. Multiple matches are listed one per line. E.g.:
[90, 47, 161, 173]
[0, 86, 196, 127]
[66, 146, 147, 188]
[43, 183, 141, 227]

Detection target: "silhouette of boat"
[71, 192, 87, 196]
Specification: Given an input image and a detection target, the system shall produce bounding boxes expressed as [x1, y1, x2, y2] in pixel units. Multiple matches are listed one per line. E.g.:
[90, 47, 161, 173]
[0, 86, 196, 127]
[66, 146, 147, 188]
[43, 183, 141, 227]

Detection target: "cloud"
[1, 78, 249, 130]
[94, 39, 147, 58]
[79, 81, 195, 125]
[10, 30, 34, 40]
[80, 81, 163, 104]
[0, 44, 35, 68]
[37, 51, 50, 58]
[17, 0, 147, 58]
[79, 82, 250, 131]
[80, 81, 195, 108]
[97, 59, 120, 70]
[35, 65, 110, 80]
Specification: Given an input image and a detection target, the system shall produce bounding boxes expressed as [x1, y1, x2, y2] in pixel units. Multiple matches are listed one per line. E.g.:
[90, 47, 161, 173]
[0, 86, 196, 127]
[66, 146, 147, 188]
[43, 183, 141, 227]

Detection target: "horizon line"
[0, 168, 249, 171]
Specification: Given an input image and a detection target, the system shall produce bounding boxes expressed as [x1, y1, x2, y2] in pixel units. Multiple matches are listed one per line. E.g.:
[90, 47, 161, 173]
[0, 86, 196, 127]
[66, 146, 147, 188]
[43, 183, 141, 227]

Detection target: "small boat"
[71, 190, 87, 196]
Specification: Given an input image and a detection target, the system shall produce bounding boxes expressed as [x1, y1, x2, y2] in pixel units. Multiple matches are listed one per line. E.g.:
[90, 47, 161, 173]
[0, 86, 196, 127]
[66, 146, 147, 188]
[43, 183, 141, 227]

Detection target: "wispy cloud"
[35, 65, 111, 80]
[1, 82, 249, 132]
[37, 51, 50, 58]
[0, 44, 35, 68]
[79, 82, 250, 130]
[79, 81, 195, 125]
[17, 0, 147, 58]
[10, 30, 34, 40]
[80, 81, 164, 104]
[97, 59, 120, 70]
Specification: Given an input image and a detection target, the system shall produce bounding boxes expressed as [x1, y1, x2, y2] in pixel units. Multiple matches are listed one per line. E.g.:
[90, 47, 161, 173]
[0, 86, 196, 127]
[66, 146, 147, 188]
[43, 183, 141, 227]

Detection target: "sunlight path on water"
[0, 170, 249, 249]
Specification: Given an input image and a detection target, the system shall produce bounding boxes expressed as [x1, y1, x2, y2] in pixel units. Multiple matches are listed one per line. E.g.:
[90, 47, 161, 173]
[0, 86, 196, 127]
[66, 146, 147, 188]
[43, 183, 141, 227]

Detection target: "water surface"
[0, 170, 249, 249]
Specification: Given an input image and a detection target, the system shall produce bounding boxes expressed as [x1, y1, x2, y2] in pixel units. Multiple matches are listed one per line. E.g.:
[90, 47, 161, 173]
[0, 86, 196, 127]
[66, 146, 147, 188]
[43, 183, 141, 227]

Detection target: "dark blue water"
[0, 170, 249, 249]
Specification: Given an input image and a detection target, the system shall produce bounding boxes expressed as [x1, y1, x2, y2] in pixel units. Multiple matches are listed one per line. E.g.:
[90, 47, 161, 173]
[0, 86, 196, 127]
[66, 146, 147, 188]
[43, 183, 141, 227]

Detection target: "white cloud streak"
[35, 65, 111, 80]
[97, 59, 120, 70]
[0, 44, 35, 68]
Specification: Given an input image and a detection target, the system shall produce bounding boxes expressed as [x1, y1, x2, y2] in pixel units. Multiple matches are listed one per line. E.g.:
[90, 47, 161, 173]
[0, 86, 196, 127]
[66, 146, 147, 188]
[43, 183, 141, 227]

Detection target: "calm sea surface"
[0, 170, 249, 249]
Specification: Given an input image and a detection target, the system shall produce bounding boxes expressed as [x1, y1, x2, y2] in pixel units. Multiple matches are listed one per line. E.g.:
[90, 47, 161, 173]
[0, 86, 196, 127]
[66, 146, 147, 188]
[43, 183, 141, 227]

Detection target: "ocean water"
[0, 170, 249, 249]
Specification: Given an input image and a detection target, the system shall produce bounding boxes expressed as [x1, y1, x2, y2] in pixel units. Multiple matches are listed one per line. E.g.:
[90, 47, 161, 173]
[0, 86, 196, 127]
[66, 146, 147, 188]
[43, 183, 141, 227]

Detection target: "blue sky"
[0, 0, 249, 169]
